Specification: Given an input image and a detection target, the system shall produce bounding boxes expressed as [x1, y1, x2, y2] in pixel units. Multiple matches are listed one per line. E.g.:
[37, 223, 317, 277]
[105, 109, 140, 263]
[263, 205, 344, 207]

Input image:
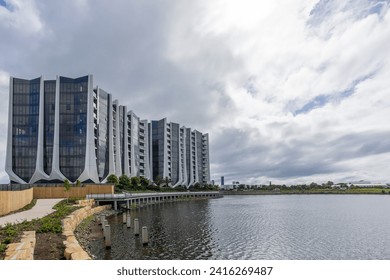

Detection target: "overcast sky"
[1, 0, 390, 185]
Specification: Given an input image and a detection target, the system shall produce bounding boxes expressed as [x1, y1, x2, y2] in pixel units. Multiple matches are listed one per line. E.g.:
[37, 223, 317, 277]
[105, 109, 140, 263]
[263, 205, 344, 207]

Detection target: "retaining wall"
[62, 202, 111, 260]
[0, 188, 33, 216]
[4, 231, 36, 260]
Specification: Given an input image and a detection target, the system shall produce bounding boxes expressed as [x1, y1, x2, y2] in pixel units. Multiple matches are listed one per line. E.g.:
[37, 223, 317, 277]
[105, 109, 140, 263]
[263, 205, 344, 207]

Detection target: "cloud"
[0, 0, 390, 184]
[293, 70, 378, 115]
[0, 0, 43, 34]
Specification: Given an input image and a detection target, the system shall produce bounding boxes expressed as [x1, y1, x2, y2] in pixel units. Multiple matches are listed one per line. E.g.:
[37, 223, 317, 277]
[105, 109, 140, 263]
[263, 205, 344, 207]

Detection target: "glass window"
[12, 78, 41, 182]
[59, 76, 88, 181]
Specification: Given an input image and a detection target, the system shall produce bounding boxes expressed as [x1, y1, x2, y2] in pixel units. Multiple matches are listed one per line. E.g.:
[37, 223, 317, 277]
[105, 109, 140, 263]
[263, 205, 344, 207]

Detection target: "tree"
[76, 179, 81, 188]
[140, 176, 149, 190]
[107, 174, 119, 186]
[63, 179, 71, 203]
[118, 175, 131, 190]
[130, 176, 141, 190]
[193, 182, 201, 190]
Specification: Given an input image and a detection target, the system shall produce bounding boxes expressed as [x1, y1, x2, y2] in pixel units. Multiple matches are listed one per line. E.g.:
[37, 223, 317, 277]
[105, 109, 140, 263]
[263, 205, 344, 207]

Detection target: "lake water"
[91, 195, 390, 260]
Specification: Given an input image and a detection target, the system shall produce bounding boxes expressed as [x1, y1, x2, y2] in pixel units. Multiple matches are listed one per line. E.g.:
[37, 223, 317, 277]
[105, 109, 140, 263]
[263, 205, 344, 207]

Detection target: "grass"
[0, 199, 80, 259]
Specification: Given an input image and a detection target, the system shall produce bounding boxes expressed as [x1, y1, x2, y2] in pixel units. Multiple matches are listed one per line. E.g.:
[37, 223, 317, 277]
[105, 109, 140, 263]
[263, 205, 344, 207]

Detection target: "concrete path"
[0, 199, 63, 227]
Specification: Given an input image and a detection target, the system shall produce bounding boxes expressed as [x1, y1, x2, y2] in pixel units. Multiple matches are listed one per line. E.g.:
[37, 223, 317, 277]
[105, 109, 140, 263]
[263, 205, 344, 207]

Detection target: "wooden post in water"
[122, 212, 126, 224]
[99, 214, 105, 225]
[102, 218, 107, 230]
[134, 218, 140, 236]
[126, 213, 131, 228]
[104, 225, 111, 248]
[142, 226, 149, 245]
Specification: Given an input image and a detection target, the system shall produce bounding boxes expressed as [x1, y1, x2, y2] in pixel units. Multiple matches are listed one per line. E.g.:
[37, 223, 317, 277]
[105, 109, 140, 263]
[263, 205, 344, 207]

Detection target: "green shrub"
[38, 217, 62, 233]
[3, 237, 13, 244]
[5, 226, 17, 237]
[0, 243, 7, 254]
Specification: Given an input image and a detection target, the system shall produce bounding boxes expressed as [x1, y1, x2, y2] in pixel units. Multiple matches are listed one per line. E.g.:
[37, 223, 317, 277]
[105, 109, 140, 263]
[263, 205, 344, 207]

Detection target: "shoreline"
[74, 209, 116, 259]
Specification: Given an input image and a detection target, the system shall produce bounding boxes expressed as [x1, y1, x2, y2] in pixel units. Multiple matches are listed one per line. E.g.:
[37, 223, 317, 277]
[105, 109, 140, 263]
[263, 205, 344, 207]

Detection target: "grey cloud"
[211, 126, 390, 183]
[1, 1, 389, 184]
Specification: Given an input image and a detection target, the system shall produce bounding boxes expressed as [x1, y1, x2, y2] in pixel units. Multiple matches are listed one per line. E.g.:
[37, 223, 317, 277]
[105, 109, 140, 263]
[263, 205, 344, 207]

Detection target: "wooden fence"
[0, 184, 113, 215]
[0, 188, 33, 216]
[33, 184, 114, 199]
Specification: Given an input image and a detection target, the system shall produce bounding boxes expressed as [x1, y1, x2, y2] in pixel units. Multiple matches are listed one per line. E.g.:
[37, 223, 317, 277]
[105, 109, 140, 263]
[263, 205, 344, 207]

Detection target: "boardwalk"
[87, 191, 222, 210]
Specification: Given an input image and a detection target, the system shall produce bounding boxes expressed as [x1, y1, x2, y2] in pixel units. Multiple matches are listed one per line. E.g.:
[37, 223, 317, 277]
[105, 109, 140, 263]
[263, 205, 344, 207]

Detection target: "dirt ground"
[34, 232, 66, 260]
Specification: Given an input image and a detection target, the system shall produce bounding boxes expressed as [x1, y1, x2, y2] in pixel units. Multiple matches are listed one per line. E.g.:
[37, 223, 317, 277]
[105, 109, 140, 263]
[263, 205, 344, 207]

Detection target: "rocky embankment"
[74, 209, 116, 259]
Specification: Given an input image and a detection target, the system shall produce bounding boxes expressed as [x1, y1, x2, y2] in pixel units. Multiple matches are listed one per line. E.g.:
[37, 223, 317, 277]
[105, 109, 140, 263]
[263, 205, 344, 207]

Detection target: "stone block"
[64, 244, 83, 260]
[66, 236, 78, 243]
[6, 243, 23, 253]
[63, 230, 74, 237]
[71, 251, 91, 260]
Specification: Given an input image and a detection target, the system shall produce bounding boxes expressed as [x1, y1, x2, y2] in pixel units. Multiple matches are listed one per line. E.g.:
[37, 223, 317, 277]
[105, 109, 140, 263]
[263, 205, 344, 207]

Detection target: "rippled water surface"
[91, 195, 390, 259]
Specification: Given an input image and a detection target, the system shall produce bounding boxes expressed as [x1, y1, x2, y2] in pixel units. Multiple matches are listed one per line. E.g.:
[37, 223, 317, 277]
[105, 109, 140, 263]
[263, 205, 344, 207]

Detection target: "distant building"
[220, 184, 234, 190]
[221, 176, 224, 186]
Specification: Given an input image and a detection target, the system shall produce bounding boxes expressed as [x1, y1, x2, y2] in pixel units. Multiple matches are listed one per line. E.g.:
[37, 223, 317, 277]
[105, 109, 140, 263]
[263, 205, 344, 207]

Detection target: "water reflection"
[91, 200, 215, 260]
[90, 195, 390, 260]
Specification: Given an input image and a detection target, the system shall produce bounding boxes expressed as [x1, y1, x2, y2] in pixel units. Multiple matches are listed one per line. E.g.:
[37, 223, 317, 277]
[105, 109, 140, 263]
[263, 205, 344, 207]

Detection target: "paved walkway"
[0, 199, 63, 227]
